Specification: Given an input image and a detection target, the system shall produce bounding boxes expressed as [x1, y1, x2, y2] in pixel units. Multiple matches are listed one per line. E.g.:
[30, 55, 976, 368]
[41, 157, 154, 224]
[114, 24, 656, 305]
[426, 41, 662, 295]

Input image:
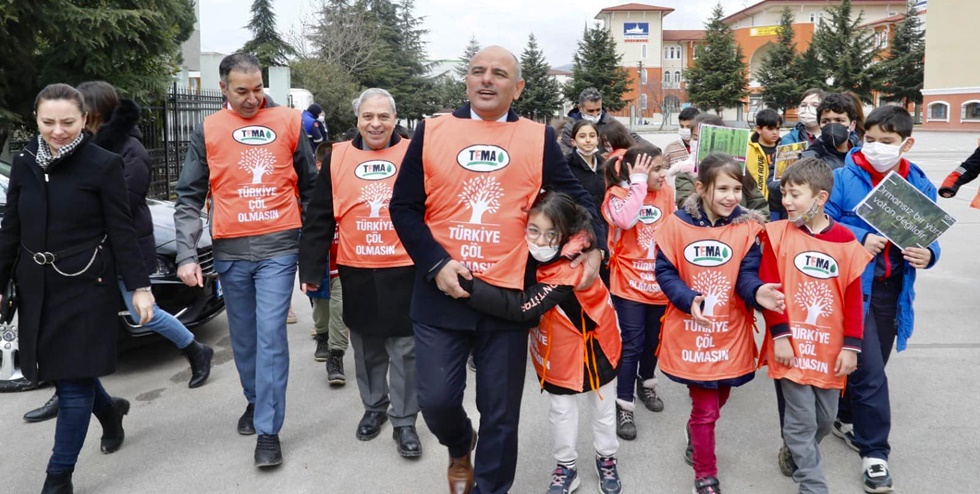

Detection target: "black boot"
[41, 471, 72, 494]
[180, 340, 214, 388]
[24, 394, 60, 423]
[95, 397, 130, 454]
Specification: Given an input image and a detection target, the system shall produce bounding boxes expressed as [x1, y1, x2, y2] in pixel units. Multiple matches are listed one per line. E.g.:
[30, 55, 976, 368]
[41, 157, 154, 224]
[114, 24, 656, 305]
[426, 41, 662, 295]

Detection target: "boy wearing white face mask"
[781, 88, 827, 147]
[825, 106, 940, 494]
[665, 107, 701, 169]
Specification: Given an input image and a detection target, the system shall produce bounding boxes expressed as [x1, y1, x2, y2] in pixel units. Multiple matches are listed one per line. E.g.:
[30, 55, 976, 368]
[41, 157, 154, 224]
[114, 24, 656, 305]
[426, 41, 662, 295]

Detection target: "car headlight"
[151, 254, 177, 279]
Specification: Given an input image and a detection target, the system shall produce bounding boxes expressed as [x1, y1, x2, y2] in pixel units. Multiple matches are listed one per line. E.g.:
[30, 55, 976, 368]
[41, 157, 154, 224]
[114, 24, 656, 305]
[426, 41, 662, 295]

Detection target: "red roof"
[597, 3, 675, 14]
[860, 13, 905, 28]
[722, 0, 899, 24]
[663, 29, 706, 41]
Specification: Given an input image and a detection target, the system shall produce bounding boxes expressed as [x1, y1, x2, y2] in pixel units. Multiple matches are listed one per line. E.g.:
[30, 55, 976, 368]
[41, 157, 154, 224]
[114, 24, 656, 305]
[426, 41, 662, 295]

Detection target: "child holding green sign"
[824, 106, 940, 494]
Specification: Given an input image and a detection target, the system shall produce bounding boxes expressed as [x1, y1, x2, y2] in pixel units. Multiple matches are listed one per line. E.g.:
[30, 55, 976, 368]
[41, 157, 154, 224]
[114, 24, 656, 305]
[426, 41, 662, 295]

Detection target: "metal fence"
[142, 83, 224, 199]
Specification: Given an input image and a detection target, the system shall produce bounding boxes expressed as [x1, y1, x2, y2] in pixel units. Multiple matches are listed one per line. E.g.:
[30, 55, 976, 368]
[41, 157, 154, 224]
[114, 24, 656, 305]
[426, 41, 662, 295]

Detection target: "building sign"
[624, 22, 649, 43]
[749, 25, 782, 37]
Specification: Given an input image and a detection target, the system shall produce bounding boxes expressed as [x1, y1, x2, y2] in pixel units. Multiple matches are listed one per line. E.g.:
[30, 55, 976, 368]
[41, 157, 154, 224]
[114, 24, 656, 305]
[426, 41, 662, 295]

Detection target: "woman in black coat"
[21, 83, 216, 427]
[0, 84, 155, 494]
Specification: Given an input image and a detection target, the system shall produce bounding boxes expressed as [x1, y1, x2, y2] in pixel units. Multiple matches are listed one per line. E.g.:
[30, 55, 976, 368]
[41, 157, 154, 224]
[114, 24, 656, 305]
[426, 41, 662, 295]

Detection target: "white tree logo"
[239, 148, 276, 184]
[359, 182, 392, 218]
[458, 175, 504, 224]
[691, 271, 731, 317]
[796, 281, 834, 325]
[637, 226, 657, 259]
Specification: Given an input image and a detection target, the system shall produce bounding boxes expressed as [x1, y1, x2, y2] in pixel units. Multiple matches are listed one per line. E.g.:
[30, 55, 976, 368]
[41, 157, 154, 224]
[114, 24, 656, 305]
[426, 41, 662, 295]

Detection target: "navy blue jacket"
[389, 104, 606, 331]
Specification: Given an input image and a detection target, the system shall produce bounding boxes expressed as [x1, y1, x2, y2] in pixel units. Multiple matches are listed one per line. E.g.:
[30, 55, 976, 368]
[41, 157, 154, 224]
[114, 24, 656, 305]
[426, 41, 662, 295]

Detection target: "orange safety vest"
[604, 185, 675, 305]
[760, 221, 872, 389]
[655, 215, 762, 382]
[530, 260, 622, 392]
[330, 140, 413, 268]
[204, 107, 303, 239]
[422, 116, 544, 289]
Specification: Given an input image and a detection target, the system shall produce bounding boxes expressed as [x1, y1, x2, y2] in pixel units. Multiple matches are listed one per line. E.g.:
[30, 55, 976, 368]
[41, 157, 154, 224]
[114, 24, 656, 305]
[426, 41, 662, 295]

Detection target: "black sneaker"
[693, 476, 722, 494]
[254, 434, 283, 468]
[615, 402, 636, 440]
[832, 419, 860, 452]
[237, 403, 256, 435]
[594, 455, 623, 494]
[685, 425, 694, 466]
[863, 461, 894, 493]
[326, 350, 346, 386]
[545, 464, 579, 494]
[313, 335, 330, 362]
[636, 379, 664, 412]
[777, 443, 797, 477]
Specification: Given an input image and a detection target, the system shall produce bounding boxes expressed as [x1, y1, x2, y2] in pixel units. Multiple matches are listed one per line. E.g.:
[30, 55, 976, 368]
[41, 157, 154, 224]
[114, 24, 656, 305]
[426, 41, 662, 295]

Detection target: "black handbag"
[0, 277, 17, 325]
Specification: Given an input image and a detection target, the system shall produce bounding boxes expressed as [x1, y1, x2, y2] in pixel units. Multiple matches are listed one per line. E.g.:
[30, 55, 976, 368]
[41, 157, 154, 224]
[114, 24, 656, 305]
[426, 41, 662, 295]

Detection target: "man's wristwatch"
[135, 286, 153, 293]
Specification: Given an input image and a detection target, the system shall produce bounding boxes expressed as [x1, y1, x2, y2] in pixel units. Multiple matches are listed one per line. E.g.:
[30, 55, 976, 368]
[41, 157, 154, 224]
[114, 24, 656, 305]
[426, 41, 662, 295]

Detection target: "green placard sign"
[855, 171, 956, 250]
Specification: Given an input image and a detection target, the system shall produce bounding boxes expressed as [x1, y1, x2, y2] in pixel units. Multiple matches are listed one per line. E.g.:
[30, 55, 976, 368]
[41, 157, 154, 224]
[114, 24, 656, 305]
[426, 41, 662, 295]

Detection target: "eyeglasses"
[525, 227, 558, 242]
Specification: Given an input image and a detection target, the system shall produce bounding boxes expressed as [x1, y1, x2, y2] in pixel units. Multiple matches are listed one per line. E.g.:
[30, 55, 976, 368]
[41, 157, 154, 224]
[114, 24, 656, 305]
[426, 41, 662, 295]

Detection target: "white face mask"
[527, 239, 559, 262]
[789, 200, 821, 228]
[678, 128, 692, 142]
[577, 147, 598, 157]
[862, 139, 907, 172]
[799, 108, 818, 126]
[581, 113, 600, 124]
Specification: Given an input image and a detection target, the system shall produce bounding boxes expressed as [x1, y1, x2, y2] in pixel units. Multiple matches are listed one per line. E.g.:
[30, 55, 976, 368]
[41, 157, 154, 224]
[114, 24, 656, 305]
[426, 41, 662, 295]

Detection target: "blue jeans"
[118, 280, 194, 349]
[214, 254, 297, 435]
[47, 378, 113, 474]
[612, 296, 665, 402]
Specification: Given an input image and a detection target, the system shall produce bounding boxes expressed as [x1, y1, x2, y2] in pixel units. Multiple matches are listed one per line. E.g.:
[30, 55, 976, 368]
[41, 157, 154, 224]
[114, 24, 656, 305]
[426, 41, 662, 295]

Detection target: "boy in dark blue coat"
[824, 106, 940, 493]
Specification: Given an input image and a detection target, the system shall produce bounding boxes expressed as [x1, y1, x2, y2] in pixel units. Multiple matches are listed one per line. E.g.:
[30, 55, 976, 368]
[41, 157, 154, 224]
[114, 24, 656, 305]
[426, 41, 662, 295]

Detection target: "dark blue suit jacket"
[389, 104, 606, 331]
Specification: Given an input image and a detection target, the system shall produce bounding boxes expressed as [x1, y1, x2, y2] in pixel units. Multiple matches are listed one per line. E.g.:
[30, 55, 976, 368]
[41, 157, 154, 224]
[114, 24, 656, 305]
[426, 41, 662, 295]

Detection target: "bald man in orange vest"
[390, 46, 608, 494]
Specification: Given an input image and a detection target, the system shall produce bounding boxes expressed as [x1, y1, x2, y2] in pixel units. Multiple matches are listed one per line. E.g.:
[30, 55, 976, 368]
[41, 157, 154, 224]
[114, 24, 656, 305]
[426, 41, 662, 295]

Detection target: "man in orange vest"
[299, 88, 422, 459]
[174, 52, 316, 469]
[390, 46, 607, 494]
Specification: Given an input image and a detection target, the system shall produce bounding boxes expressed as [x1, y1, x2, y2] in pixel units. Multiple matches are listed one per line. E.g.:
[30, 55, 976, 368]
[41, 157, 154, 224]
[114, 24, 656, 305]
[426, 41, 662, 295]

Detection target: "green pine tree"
[564, 24, 631, 112]
[684, 3, 749, 114]
[0, 0, 195, 148]
[757, 7, 801, 116]
[241, 0, 296, 78]
[811, 0, 878, 102]
[455, 35, 482, 78]
[791, 45, 827, 96]
[512, 34, 562, 121]
[875, 3, 925, 108]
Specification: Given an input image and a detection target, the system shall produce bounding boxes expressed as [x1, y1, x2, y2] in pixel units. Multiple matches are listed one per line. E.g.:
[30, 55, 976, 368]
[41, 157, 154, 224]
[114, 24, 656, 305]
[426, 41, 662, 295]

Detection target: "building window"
[675, 71, 682, 83]
[663, 96, 681, 111]
[928, 101, 949, 121]
[641, 44, 647, 59]
[640, 94, 648, 110]
[640, 69, 648, 85]
[809, 12, 815, 23]
[963, 101, 980, 121]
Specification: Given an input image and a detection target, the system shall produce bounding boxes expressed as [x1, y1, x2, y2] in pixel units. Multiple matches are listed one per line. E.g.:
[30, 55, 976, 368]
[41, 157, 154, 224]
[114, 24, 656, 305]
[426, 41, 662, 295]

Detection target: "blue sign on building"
[624, 22, 649, 42]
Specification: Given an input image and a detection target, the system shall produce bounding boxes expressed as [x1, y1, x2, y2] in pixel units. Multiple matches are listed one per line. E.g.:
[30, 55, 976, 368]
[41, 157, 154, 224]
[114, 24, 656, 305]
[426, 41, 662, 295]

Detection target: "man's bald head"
[465, 46, 526, 121]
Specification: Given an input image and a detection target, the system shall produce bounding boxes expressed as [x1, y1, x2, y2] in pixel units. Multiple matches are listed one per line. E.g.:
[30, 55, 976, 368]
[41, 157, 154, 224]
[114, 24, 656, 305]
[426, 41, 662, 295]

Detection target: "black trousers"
[414, 321, 528, 494]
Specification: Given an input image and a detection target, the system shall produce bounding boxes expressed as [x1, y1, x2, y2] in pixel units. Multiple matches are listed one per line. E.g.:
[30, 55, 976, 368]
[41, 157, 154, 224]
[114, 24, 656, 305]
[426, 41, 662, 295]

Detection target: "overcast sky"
[200, 0, 745, 67]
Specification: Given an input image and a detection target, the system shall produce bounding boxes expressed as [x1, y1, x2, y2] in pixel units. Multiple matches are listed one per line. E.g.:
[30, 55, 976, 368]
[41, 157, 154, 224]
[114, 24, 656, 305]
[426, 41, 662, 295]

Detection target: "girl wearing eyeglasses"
[455, 191, 625, 494]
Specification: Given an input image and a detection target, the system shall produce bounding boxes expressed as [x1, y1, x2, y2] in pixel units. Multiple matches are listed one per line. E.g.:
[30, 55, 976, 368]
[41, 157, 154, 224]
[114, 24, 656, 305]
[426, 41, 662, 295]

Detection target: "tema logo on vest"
[233, 126, 277, 146]
[683, 240, 732, 267]
[354, 160, 397, 181]
[456, 145, 510, 172]
[794, 251, 839, 279]
[637, 205, 662, 224]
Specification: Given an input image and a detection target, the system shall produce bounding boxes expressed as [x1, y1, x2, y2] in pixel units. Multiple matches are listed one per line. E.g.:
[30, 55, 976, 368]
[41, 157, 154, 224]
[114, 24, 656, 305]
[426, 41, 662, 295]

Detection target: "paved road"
[1, 131, 977, 493]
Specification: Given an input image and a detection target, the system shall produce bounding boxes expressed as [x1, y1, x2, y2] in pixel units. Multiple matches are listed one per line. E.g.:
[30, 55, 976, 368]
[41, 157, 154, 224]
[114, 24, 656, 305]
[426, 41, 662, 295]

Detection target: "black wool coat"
[93, 99, 156, 274]
[0, 136, 150, 382]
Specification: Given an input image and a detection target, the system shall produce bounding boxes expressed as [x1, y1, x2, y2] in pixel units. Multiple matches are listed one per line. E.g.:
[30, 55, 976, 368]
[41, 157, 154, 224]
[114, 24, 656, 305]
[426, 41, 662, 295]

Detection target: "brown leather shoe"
[447, 429, 477, 494]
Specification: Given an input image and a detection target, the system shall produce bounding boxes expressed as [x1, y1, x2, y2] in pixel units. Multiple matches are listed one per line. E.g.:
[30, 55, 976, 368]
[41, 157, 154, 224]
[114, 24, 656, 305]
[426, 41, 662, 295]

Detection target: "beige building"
[922, 1, 980, 131]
